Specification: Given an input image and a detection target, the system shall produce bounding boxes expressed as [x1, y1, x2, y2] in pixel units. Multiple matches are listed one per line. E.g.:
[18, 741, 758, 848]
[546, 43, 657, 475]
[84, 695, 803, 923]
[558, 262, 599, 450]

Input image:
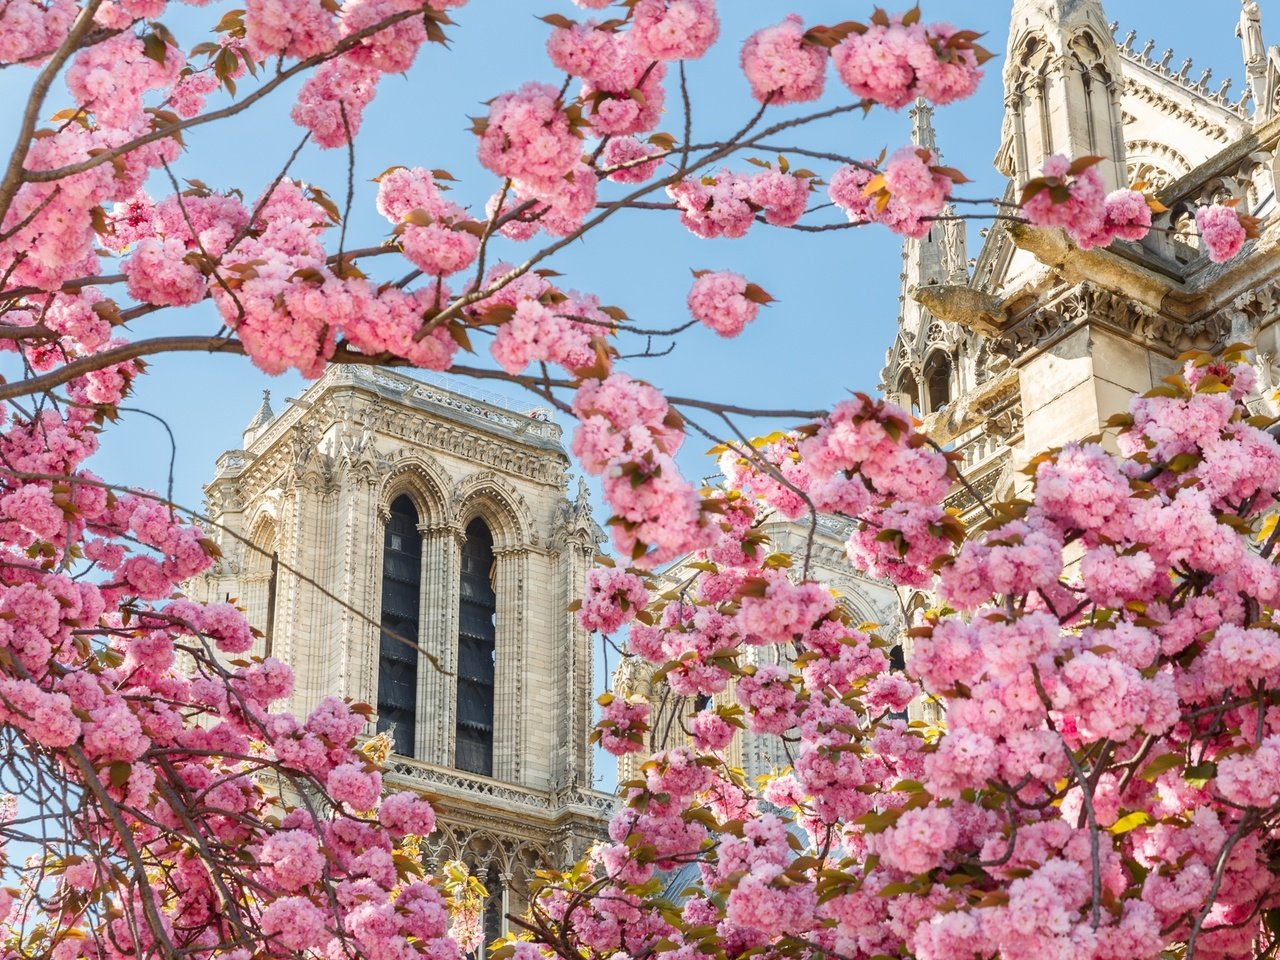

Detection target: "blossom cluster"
[571, 373, 714, 566]
[686, 270, 771, 338]
[668, 165, 813, 239]
[1019, 155, 1253, 264]
[829, 147, 960, 239]
[0, 304, 461, 960]
[830, 12, 988, 109]
[556, 351, 1280, 960]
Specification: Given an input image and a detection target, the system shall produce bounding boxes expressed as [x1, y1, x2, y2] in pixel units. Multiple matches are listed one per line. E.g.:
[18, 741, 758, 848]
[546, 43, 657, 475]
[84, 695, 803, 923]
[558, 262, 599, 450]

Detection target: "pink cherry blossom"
[578, 567, 649, 634]
[740, 15, 826, 105]
[628, 0, 718, 63]
[686, 271, 765, 337]
[477, 82, 582, 191]
[832, 15, 984, 109]
[1196, 203, 1248, 263]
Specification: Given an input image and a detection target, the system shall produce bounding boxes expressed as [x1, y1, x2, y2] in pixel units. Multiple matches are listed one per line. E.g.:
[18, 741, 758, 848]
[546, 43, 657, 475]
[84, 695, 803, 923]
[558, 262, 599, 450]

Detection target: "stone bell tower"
[193, 365, 612, 949]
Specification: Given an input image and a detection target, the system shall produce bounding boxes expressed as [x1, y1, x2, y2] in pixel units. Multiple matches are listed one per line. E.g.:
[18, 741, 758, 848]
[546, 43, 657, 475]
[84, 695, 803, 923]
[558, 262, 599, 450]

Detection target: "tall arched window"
[378, 495, 421, 757]
[897, 374, 921, 417]
[481, 868, 504, 954]
[889, 643, 908, 722]
[245, 518, 279, 657]
[457, 518, 497, 776]
[924, 352, 952, 414]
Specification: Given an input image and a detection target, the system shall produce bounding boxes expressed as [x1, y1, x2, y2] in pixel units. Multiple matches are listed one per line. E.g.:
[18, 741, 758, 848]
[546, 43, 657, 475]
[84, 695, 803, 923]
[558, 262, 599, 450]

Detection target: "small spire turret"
[243, 390, 275, 448]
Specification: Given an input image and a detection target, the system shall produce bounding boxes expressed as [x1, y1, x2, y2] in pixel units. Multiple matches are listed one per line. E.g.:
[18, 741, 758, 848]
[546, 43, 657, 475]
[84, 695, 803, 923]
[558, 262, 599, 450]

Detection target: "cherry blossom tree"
[0, 1, 1272, 960]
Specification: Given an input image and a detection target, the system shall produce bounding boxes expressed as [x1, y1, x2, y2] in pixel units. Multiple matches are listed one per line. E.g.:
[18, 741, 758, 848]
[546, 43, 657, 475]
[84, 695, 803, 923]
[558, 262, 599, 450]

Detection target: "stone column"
[555, 535, 596, 790]
[498, 873, 513, 940]
[492, 547, 528, 783]
[1005, 93, 1028, 182]
[1045, 57, 1077, 165]
[337, 464, 379, 720]
[1104, 79, 1127, 189]
[418, 524, 459, 765]
[274, 471, 313, 719]
[1027, 76, 1051, 172]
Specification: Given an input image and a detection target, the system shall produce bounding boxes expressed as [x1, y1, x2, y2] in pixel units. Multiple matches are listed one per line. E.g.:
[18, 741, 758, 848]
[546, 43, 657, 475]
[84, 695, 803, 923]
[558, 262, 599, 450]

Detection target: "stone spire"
[242, 390, 275, 448]
[999, 0, 1127, 188]
[911, 96, 938, 152]
[897, 100, 968, 342]
[1238, 1, 1276, 121]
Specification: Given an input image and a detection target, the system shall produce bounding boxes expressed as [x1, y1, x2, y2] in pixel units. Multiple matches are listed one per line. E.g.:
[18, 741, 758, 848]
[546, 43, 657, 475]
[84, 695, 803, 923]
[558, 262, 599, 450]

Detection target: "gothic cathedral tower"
[193, 366, 611, 945]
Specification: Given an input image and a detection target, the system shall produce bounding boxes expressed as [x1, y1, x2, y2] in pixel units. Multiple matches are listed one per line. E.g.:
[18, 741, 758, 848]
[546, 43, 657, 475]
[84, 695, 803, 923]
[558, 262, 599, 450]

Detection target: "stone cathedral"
[192, 366, 614, 942]
[194, 0, 1280, 946]
[887, 0, 1280, 522]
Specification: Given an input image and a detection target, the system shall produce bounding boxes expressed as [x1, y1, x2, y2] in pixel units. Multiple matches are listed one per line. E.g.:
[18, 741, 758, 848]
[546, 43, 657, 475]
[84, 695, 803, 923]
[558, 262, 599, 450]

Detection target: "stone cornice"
[230, 389, 569, 498]
[384, 755, 614, 825]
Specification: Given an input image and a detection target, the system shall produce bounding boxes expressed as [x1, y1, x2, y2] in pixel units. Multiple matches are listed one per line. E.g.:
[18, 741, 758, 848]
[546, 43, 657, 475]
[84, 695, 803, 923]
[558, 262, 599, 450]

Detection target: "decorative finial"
[909, 97, 937, 153]
[243, 390, 276, 440]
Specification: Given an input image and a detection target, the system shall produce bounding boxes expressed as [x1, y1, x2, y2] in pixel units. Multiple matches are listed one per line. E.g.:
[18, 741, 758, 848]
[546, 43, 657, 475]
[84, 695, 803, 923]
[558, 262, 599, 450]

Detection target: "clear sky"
[0, 0, 1254, 790]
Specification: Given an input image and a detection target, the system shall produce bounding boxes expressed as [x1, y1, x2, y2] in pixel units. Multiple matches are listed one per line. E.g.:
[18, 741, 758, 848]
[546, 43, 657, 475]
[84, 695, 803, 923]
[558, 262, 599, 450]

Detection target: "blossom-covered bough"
[0, 0, 1272, 959]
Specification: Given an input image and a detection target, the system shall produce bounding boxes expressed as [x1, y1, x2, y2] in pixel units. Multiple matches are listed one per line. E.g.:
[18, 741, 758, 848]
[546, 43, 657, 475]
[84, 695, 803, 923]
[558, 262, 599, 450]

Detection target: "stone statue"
[1238, 1, 1265, 70]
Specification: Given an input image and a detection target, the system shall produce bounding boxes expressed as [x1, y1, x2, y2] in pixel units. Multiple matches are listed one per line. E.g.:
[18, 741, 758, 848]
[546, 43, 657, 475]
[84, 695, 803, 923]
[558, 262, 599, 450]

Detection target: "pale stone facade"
[888, 0, 1280, 527]
[192, 365, 612, 941]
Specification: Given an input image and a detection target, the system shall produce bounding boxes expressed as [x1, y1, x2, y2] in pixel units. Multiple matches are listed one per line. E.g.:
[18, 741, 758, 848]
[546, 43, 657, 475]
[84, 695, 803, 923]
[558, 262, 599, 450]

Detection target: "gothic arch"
[896, 372, 921, 416]
[918, 319, 957, 354]
[1009, 32, 1050, 78]
[1125, 139, 1192, 189]
[423, 822, 552, 879]
[835, 592, 880, 629]
[243, 506, 280, 581]
[242, 508, 281, 643]
[1067, 28, 1111, 73]
[923, 350, 955, 414]
[452, 473, 533, 551]
[380, 455, 451, 527]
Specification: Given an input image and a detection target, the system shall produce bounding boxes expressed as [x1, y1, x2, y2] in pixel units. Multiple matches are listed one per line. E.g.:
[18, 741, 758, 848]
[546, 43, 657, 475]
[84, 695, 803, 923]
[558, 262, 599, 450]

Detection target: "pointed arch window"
[889, 643, 908, 723]
[897, 374, 921, 417]
[457, 518, 497, 777]
[264, 551, 279, 658]
[924, 352, 953, 414]
[482, 868, 504, 954]
[378, 495, 421, 757]
[245, 520, 280, 658]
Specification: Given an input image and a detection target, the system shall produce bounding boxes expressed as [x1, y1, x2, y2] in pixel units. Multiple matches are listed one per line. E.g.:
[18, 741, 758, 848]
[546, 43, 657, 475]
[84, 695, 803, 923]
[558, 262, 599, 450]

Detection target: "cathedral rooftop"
[1114, 23, 1251, 118]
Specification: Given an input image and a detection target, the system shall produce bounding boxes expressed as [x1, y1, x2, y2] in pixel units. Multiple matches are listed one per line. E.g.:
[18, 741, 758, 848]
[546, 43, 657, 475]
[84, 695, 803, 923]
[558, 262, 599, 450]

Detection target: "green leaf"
[1137, 753, 1183, 782]
[1184, 762, 1217, 788]
[141, 31, 168, 64]
[1109, 811, 1152, 835]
